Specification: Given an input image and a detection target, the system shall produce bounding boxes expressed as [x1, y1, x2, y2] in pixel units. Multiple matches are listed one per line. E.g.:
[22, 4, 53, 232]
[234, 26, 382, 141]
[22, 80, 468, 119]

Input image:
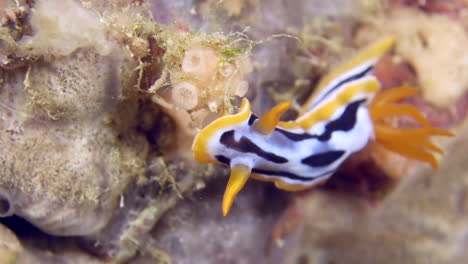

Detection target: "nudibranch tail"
[370, 86, 454, 168]
[254, 101, 292, 135]
[222, 164, 251, 216]
[301, 36, 396, 114]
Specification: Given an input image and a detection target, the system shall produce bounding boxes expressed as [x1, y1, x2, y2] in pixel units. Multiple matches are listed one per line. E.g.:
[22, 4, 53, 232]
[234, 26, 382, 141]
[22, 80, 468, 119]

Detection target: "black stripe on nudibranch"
[252, 168, 335, 182]
[301, 150, 345, 167]
[317, 99, 365, 141]
[215, 155, 231, 165]
[275, 99, 365, 142]
[220, 130, 288, 164]
[310, 64, 373, 109]
[215, 154, 333, 182]
[276, 128, 315, 141]
[248, 114, 257, 126]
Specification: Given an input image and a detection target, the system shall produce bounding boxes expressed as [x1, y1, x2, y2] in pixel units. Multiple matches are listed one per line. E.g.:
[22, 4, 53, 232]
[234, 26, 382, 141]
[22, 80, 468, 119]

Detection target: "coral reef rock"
[0, 0, 146, 236]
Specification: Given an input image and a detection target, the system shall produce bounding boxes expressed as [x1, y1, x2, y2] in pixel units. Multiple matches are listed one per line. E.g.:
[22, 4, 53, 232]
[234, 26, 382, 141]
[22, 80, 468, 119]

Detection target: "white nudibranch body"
[192, 36, 454, 216]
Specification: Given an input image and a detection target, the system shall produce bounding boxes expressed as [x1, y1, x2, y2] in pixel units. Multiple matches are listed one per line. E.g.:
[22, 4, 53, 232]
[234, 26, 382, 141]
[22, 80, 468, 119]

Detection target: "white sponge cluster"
[170, 45, 252, 112]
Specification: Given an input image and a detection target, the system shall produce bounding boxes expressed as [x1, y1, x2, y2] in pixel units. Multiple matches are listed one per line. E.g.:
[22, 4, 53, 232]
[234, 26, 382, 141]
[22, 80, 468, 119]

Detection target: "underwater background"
[0, 0, 465, 263]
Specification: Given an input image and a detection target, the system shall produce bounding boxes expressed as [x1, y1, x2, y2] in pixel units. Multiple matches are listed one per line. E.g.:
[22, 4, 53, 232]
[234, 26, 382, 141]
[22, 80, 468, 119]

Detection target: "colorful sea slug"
[191, 36, 454, 216]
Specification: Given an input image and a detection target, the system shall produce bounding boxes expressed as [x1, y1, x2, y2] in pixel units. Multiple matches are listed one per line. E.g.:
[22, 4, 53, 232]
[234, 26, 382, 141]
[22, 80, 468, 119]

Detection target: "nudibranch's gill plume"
[370, 86, 454, 168]
[191, 36, 454, 216]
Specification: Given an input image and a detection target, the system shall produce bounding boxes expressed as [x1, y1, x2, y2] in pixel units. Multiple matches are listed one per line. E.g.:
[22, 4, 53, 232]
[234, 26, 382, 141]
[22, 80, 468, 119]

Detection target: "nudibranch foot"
[250, 173, 328, 192]
[370, 86, 454, 168]
[273, 176, 328, 191]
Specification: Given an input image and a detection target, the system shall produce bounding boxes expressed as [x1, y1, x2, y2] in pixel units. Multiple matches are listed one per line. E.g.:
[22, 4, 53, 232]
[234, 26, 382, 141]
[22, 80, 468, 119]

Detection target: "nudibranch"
[192, 36, 454, 216]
